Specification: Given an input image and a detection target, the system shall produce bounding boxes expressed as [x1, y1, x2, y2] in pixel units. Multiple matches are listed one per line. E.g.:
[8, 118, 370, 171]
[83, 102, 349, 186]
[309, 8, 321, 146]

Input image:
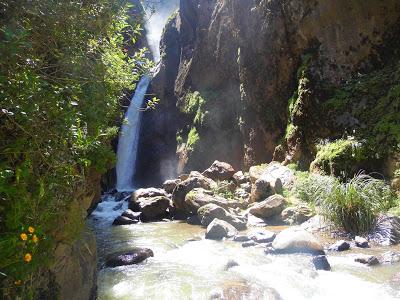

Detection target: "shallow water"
[90, 197, 400, 300]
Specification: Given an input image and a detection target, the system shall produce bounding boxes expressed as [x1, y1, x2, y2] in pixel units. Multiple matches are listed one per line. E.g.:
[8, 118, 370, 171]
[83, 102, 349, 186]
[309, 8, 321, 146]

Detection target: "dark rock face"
[136, 0, 400, 179]
[312, 255, 331, 271]
[105, 248, 154, 268]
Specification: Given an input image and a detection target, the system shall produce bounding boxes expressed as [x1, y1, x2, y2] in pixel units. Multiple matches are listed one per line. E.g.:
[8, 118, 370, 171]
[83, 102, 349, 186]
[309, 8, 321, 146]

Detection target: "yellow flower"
[24, 253, 32, 263]
[14, 280, 22, 286]
[20, 233, 28, 241]
[32, 234, 39, 244]
[28, 226, 35, 234]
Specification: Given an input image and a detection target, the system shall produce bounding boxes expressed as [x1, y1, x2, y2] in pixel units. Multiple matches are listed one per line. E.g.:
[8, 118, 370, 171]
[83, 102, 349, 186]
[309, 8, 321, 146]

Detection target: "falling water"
[116, 75, 151, 192]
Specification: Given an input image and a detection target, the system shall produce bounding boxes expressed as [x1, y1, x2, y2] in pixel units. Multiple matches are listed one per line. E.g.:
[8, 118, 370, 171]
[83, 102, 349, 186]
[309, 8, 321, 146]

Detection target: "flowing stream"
[116, 75, 150, 192]
[90, 203, 400, 300]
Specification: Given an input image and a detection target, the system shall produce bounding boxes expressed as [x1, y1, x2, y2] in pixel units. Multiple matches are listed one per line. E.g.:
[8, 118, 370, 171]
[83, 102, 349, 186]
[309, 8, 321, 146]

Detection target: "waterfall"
[116, 75, 151, 192]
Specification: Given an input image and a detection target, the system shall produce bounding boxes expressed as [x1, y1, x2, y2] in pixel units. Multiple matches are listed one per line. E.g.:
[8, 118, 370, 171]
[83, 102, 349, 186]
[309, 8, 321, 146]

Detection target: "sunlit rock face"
[137, 0, 400, 185]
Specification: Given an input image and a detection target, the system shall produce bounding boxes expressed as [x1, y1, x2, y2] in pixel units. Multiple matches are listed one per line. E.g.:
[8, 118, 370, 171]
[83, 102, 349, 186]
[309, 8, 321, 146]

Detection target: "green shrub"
[320, 174, 395, 234]
[186, 127, 200, 152]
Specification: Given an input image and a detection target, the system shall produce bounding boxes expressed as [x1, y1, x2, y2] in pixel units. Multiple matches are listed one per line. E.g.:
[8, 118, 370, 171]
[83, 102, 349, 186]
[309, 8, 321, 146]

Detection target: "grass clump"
[292, 172, 396, 234]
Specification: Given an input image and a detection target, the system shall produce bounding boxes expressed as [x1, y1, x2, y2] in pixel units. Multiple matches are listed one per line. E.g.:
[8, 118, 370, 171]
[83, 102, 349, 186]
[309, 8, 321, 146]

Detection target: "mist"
[142, 0, 180, 62]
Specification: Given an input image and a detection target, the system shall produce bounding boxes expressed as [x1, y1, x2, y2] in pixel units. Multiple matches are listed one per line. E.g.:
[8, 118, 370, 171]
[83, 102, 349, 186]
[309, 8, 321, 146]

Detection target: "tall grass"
[293, 172, 396, 234]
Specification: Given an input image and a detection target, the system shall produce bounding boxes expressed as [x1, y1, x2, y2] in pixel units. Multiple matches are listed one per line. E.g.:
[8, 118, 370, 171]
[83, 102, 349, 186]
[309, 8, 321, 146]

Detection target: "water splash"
[116, 75, 151, 192]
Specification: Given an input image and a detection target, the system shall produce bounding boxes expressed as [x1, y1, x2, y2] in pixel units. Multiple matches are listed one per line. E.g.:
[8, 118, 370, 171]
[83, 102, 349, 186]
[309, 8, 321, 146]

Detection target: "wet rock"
[105, 248, 154, 268]
[172, 172, 217, 214]
[354, 254, 380, 266]
[225, 259, 239, 270]
[233, 171, 250, 185]
[369, 214, 400, 245]
[272, 227, 324, 255]
[242, 241, 258, 248]
[203, 160, 235, 181]
[281, 204, 313, 225]
[205, 219, 238, 240]
[248, 195, 286, 219]
[138, 196, 171, 222]
[248, 230, 276, 243]
[112, 216, 139, 226]
[130, 188, 168, 210]
[312, 255, 331, 271]
[264, 247, 277, 255]
[329, 240, 350, 252]
[187, 215, 201, 225]
[233, 235, 251, 242]
[114, 191, 131, 202]
[185, 188, 242, 213]
[121, 209, 141, 221]
[379, 251, 400, 264]
[162, 179, 181, 193]
[355, 236, 369, 248]
[198, 203, 247, 230]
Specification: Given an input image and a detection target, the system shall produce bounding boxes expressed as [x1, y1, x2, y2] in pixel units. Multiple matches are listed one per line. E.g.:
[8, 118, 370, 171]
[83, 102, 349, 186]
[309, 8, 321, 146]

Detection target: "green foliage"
[212, 181, 235, 200]
[0, 0, 150, 297]
[186, 127, 200, 152]
[182, 91, 208, 126]
[319, 174, 396, 234]
[310, 138, 368, 178]
[324, 61, 400, 158]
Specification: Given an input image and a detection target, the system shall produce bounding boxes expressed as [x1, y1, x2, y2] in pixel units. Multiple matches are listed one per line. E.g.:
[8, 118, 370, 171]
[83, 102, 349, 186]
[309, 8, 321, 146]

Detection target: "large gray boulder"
[250, 176, 282, 202]
[130, 188, 168, 210]
[172, 171, 217, 214]
[185, 188, 242, 213]
[202, 160, 235, 181]
[162, 179, 181, 193]
[272, 227, 324, 255]
[198, 203, 247, 230]
[248, 195, 286, 219]
[105, 248, 154, 268]
[138, 196, 171, 221]
[205, 219, 237, 240]
[262, 162, 295, 187]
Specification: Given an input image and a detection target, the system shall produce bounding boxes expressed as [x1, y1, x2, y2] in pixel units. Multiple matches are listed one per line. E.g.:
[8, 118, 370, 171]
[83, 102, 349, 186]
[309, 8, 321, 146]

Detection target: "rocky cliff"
[137, 0, 400, 185]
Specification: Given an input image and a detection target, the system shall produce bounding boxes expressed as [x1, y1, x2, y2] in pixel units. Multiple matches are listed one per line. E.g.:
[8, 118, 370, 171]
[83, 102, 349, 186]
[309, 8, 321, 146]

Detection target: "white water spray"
[116, 75, 151, 191]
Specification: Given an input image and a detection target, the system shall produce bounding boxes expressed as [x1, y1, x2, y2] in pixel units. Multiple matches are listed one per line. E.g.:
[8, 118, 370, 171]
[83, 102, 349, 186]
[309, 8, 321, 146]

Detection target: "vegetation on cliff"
[0, 0, 150, 297]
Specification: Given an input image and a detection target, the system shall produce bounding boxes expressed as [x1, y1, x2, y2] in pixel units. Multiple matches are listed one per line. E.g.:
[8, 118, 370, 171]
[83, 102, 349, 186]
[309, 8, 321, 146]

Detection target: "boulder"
[197, 203, 246, 230]
[248, 195, 286, 219]
[281, 204, 313, 225]
[242, 241, 258, 248]
[162, 179, 181, 193]
[121, 209, 141, 221]
[368, 215, 400, 245]
[205, 219, 237, 240]
[234, 188, 250, 201]
[105, 248, 154, 268]
[240, 182, 252, 193]
[262, 162, 295, 187]
[233, 235, 251, 242]
[138, 196, 171, 221]
[225, 259, 239, 270]
[312, 255, 331, 271]
[248, 230, 276, 243]
[130, 188, 168, 210]
[354, 254, 380, 266]
[203, 160, 235, 181]
[172, 172, 217, 214]
[250, 176, 282, 202]
[186, 215, 201, 225]
[329, 240, 350, 252]
[185, 188, 242, 213]
[112, 216, 139, 226]
[354, 236, 369, 248]
[233, 171, 250, 185]
[249, 164, 269, 184]
[379, 251, 400, 264]
[272, 227, 324, 255]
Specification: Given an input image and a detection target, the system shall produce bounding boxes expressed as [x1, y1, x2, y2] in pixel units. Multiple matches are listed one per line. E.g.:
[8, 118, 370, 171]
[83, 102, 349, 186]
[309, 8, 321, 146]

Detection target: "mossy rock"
[310, 139, 377, 178]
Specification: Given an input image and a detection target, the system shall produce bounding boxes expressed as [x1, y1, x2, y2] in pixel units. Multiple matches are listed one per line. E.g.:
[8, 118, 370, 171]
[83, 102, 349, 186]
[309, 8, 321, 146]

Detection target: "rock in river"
[312, 255, 331, 271]
[272, 227, 324, 255]
[206, 219, 238, 240]
[198, 203, 247, 230]
[329, 240, 350, 252]
[248, 195, 286, 219]
[105, 248, 154, 268]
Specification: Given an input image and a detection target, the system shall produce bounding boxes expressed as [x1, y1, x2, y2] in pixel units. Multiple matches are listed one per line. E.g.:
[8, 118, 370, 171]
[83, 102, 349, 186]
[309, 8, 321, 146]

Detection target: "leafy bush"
[0, 0, 150, 297]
